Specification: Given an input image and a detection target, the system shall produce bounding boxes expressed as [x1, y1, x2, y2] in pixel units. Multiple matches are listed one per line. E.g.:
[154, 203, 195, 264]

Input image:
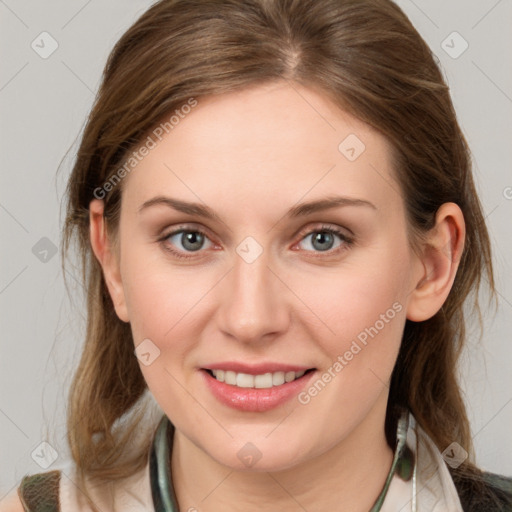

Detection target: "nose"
[216, 249, 290, 344]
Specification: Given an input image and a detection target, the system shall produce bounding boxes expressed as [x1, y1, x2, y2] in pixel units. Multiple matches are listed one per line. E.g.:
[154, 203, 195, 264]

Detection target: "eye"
[158, 223, 354, 260]
[295, 225, 354, 255]
[159, 227, 215, 259]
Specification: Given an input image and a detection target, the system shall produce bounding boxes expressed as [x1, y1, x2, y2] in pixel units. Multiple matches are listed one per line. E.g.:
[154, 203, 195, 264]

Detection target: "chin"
[200, 434, 314, 473]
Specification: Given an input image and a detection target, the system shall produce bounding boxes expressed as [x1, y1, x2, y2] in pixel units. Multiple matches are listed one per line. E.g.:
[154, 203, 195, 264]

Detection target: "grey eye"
[167, 231, 212, 252]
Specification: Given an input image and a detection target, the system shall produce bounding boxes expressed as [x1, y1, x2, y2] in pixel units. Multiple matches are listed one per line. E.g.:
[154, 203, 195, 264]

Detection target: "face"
[101, 81, 424, 471]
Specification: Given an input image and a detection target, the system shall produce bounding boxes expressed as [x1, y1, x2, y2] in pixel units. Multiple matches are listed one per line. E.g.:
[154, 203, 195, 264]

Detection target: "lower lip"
[201, 369, 316, 412]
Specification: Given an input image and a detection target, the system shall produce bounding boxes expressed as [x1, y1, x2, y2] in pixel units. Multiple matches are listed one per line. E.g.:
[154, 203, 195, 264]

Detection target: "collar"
[149, 410, 464, 511]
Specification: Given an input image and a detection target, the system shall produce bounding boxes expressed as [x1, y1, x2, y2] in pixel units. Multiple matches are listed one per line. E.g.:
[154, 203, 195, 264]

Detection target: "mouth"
[203, 368, 316, 388]
[200, 367, 317, 412]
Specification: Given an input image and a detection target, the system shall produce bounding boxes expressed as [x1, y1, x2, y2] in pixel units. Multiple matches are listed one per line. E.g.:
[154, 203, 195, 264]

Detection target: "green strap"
[150, 416, 180, 512]
[150, 411, 413, 512]
[369, 410, 413, 512]
[18, 470, 61, 512]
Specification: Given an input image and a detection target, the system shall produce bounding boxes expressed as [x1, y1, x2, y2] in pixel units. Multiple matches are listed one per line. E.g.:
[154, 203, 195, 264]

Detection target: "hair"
[61, 0, 500, 507]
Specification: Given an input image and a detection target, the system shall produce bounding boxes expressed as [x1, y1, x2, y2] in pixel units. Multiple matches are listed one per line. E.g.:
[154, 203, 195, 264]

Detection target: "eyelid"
[294, 222, 354, 242]
[159, 222, 216, 241]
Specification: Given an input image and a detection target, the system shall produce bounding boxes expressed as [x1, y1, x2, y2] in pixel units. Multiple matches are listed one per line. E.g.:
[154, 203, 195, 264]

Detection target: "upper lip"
[201, 362, 315, 375]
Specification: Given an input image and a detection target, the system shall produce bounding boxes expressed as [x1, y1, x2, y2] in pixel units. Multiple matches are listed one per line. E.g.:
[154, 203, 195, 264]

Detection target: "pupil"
[183, 232, 203, 251]
[313, 232, 333, 251]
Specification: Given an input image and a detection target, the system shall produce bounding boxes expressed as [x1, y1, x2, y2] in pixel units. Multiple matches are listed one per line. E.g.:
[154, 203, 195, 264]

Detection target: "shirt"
[17, 409, 510, 511]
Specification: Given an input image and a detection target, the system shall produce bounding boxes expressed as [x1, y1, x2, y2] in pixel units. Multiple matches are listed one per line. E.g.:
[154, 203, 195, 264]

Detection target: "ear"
[406, 202, 465, 322]
[89, 199, 130, 322]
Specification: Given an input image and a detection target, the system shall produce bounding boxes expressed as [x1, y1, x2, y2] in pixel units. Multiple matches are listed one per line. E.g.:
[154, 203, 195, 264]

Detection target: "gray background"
[1, 0, 511, 499]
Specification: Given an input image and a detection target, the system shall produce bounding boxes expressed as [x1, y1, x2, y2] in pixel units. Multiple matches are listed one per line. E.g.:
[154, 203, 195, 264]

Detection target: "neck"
[170, 394, 394, 512]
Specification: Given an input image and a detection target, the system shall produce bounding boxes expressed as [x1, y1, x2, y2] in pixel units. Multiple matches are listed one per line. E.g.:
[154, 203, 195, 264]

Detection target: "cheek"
[296, 248, 410, 415]
[297, 266, 407, 424]
[306, 254, 409, 357]
[123, 268, 194, 344]
[118, 233, 196, 338]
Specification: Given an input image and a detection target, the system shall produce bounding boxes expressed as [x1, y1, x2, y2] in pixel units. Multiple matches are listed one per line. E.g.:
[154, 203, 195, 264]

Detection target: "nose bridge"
[217, 245, 288, 342]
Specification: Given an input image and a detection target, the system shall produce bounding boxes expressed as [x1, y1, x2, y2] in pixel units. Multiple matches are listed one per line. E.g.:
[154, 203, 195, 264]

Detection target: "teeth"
[237, 373, 255, 388]
[272, 371, 285, 386]
[210, 369, 308, 388]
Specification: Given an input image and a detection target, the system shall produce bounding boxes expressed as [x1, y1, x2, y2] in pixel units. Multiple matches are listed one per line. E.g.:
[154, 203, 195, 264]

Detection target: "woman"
[3, 0, 512, 510]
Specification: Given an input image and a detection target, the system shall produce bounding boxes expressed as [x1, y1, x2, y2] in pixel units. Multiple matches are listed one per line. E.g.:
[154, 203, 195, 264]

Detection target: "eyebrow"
[137, 195, 377, 221]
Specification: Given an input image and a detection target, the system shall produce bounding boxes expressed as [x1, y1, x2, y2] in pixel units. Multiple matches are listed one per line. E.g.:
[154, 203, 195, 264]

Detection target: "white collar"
[380, 411, 464, 511]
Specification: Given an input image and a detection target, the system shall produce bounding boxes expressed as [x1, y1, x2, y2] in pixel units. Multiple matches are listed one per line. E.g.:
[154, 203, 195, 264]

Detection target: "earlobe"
[406, 202, 465, 322]
[89, 199, 130, 323]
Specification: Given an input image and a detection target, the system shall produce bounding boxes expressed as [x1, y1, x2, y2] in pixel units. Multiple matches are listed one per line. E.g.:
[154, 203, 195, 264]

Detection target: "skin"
[85, 81, 464, 512]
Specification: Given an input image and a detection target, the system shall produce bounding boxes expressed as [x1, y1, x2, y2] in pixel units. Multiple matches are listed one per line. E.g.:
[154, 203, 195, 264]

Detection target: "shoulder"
[482, 471, 512, 494]
[6, 458, 152, 512]
[4, 470, 61, 512]
[450, 468, 512, 512]
[0, 489, 25, 512]
[481, 471, 512, 508]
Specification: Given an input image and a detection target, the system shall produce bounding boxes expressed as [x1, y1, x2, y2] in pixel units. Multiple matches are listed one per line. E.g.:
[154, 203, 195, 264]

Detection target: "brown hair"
[61, 0, 498, 505]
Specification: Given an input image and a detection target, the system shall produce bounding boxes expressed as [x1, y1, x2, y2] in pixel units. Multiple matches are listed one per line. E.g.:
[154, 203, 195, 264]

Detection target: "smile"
[201, 367, 317, 412]
[207, 369, 312, 388]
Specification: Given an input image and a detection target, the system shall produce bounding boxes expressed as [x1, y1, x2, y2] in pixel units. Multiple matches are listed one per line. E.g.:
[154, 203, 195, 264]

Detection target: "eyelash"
[158, 224, 354, 260]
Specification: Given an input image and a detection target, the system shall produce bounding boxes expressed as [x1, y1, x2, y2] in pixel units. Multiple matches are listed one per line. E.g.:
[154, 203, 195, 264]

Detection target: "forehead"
[120, 81, 401, 219]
